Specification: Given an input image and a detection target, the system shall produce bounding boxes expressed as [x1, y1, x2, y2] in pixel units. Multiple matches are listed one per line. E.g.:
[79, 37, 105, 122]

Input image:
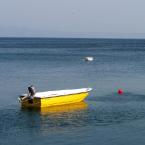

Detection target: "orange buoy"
[118, 89, 123, 95]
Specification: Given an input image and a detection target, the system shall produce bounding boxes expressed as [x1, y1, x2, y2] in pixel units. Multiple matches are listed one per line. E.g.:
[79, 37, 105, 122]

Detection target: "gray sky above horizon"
[0, 0, 145, 38]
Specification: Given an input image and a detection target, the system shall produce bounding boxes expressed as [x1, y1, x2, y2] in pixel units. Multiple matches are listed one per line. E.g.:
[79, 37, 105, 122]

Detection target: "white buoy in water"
[84, 57, 94, 62]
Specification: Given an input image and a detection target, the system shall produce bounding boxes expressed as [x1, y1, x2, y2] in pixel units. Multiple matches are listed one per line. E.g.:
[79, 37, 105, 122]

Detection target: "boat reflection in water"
[39, 101, 88, 134]
[20, 101, 88, 134]
[39, 101, 88, 115]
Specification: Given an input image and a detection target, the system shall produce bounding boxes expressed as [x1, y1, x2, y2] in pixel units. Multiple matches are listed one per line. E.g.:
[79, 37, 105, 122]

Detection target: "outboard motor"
[28, 85, 36, 96]
[28, 85, 36, 103]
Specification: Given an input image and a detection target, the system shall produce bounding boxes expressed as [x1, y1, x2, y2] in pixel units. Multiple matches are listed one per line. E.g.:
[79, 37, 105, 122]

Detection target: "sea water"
[0, 38, 145, 145]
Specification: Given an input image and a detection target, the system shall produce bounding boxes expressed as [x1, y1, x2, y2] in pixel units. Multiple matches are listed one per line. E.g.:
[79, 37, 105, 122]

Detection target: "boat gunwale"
[35, 90, 92, 99]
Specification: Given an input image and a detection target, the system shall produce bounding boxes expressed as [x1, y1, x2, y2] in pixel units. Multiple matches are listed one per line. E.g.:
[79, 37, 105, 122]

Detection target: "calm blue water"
[1, 38, 145, 145]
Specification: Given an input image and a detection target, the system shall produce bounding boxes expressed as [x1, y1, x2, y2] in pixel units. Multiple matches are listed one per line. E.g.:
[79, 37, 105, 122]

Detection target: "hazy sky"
[0, 0, 145, 38]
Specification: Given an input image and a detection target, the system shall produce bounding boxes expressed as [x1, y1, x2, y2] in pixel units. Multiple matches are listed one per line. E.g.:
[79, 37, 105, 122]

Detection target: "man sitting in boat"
[27, 85, 36, 103]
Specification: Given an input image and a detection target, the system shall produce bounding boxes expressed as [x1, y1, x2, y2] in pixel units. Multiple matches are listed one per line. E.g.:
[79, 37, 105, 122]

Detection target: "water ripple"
[1, 98, 145, 134]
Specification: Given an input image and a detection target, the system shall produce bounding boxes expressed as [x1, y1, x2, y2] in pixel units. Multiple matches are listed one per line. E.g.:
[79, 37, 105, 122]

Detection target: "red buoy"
[118, 89, 123, 95]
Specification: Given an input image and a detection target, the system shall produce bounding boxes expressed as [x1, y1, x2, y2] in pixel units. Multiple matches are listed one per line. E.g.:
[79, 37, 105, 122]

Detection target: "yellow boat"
[19, 88, 92, 108]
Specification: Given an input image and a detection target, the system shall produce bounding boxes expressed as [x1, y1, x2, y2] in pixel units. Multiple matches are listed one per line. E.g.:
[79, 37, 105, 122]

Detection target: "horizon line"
[0, 36, 145, 40]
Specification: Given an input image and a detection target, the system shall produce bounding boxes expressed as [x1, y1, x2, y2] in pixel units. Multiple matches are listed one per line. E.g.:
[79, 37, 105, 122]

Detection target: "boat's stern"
[18, 95, 41, 108]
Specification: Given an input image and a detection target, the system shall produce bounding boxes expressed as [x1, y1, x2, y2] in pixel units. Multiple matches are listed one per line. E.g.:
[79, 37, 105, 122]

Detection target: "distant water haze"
[0, 0, 145, 38]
